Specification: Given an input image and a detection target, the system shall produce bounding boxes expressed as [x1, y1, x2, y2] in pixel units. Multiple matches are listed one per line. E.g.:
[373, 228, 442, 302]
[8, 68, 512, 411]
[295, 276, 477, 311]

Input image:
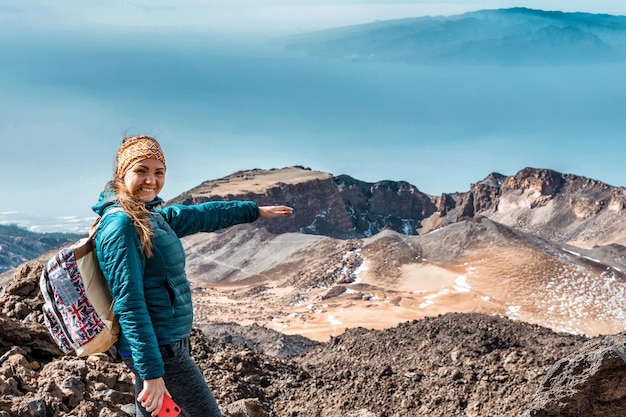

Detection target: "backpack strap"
[79, 208, 124, 258]
[89, 207, 124, 238]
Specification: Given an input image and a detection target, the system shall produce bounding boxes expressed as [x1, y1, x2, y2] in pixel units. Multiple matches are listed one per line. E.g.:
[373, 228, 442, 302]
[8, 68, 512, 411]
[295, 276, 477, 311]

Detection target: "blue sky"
[1, 1, 626, 232]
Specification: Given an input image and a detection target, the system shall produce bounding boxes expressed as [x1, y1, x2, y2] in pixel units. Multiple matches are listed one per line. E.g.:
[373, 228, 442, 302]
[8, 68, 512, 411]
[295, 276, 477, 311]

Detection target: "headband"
[115, 136, 166, 178]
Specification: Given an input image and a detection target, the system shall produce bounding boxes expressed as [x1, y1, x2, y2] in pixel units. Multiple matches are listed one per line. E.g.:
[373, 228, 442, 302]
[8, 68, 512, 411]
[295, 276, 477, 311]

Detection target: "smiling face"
[123, 158, 166, 202]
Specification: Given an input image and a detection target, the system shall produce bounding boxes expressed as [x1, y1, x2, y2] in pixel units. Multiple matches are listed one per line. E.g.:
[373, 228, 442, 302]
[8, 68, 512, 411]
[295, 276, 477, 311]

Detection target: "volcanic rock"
[2, 264, 626, 416]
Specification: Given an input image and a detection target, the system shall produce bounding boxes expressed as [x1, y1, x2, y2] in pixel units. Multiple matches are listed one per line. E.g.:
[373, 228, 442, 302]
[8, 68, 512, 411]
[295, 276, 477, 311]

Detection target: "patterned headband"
[115, 136, 166, 178]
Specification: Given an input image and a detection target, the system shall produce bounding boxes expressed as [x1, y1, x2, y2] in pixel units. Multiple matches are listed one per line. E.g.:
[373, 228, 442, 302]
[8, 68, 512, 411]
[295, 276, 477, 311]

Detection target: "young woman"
[92, 135, 293, 417]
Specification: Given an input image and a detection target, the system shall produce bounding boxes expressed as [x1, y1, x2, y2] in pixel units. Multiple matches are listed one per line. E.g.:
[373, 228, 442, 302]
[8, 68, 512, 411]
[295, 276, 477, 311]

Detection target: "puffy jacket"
[92, 190, 260, 380]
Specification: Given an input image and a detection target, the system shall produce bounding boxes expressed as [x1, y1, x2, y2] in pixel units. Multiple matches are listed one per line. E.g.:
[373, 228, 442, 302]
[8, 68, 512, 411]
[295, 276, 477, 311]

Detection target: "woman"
[92, 135, 293, 417]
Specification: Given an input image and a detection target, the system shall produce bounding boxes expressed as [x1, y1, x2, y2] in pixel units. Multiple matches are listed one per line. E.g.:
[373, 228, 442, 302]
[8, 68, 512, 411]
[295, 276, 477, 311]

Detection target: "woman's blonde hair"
[106, 177, 155, 258]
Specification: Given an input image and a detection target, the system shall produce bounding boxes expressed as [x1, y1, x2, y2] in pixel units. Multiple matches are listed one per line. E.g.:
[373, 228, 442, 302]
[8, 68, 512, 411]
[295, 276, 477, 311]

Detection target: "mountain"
[4, 165, 626, 338]
[0, 225, 81, 274]
[4, 166, 626, 338]
[169, 165, 626, 247]
[280, 8, 626, 65]
[162, 166, 626, 341]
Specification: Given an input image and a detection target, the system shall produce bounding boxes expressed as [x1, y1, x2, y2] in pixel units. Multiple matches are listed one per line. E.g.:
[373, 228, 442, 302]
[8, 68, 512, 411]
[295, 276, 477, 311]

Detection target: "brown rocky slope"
[3, 262, 626, 416]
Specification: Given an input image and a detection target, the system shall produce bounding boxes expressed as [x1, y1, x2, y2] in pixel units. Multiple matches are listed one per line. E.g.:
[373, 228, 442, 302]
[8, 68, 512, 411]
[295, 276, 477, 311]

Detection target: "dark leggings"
[121, 338, 223, 417]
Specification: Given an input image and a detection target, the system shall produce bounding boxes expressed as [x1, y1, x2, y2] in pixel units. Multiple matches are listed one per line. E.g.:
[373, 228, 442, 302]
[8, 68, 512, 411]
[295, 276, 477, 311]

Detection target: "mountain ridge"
[280, 7, 626, 65]
[4, 165, 626, 340]
[167, 165, 626, 247]
[0, 225, 81, 275]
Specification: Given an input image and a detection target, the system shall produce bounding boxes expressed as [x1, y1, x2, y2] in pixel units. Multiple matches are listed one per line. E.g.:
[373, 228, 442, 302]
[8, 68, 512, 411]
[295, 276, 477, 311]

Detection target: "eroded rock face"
[170, 170, 355, 238]
[523, 336, 626, 417]
[471, 172, 506, 213]
[501, 168, 565, 196]
[165, 166, 626, 246]
[334, 175, 438, 236]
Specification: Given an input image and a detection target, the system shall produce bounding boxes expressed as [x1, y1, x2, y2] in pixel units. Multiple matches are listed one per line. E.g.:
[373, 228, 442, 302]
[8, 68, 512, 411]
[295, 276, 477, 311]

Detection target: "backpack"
[40, 208, 122, 356]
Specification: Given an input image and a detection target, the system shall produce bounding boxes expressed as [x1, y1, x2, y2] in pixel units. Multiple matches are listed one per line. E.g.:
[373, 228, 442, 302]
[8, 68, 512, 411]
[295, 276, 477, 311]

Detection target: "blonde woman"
[93, 135, 292, 417]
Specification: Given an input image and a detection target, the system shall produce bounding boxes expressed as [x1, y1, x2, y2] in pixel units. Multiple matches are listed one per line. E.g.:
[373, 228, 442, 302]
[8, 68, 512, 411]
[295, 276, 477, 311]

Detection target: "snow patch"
[563, 249, 580, 257]
[425, 289, 450, 299]
[506, 305, 521, 319]
[529, 264, 626, 335]
[454, 275, 471, 293]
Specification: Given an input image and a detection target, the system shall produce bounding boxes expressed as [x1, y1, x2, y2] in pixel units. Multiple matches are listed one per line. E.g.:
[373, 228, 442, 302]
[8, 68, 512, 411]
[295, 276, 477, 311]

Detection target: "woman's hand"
[138, 377, 170, 416]
[258, 205, 293, 219]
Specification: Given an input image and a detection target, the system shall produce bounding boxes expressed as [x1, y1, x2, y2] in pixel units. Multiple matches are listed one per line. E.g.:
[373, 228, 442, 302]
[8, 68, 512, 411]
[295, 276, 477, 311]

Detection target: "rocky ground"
[3, 262, 626, 417]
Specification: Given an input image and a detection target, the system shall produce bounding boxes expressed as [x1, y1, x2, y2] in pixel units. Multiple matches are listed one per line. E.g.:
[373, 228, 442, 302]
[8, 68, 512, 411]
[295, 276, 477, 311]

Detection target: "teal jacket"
[92, 191, 260, 380]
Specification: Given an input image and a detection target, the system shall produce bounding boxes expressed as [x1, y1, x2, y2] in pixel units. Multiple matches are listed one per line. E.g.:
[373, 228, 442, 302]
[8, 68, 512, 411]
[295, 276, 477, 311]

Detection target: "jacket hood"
[91, 184, 164, 216]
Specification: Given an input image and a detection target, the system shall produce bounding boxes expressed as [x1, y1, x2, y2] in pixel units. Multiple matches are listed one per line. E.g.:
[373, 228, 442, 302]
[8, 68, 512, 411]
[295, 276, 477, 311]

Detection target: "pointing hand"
[258, 205, 294, 219]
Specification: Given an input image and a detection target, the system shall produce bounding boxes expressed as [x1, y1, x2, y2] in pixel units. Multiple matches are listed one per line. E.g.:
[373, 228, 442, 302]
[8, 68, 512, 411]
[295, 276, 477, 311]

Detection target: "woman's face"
[123, 158, 166, 202]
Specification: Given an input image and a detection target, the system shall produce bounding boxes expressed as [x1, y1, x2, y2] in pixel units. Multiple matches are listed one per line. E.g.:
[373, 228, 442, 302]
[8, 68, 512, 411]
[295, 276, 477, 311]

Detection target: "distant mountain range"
[280, 7, 626, 65]
[0, 225, 81, 274]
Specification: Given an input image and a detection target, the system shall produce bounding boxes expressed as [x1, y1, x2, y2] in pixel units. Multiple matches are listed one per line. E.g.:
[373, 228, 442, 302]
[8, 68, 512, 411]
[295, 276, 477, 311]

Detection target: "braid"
[107, 178, 155, 258]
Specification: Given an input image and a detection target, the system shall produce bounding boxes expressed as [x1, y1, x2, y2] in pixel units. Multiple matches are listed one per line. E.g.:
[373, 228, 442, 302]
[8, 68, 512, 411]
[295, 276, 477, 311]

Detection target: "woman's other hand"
[138, 377, 170, 416]
[258, 205, 293, 219]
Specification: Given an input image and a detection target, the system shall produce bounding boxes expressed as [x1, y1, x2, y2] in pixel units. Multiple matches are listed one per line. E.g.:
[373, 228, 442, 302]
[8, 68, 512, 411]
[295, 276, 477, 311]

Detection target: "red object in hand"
[157, 395, 181, 417]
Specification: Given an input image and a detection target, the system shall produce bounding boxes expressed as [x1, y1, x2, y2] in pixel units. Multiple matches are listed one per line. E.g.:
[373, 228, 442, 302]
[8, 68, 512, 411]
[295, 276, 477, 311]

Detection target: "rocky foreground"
[2, 263, 626, 417]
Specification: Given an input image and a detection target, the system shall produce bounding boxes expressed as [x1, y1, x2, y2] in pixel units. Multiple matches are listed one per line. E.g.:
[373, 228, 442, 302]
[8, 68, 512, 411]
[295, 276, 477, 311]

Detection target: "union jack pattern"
[41, 240, 106, 353]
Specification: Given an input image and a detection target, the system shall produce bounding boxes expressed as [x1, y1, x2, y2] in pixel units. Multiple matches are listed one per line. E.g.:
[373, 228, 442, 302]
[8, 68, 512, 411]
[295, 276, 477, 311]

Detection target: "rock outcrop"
[334, 175, 438, 237]
[523, 336, 626, 416]
[0, 263, 135, 417]
[168, 167, 355, 238]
